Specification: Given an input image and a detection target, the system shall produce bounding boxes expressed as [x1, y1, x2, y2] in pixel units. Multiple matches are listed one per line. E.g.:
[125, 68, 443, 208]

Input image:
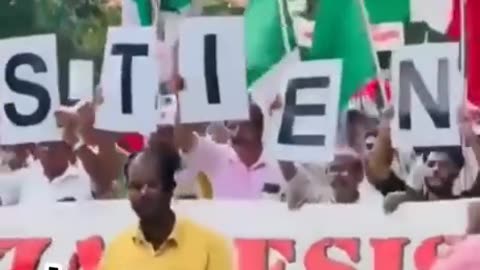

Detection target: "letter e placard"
[269, 60, 342, 163]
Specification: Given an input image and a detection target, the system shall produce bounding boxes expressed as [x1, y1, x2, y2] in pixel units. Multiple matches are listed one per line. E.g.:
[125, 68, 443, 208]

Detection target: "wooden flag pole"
[460, 0, 470, 191]
[277, 0, 293, 53]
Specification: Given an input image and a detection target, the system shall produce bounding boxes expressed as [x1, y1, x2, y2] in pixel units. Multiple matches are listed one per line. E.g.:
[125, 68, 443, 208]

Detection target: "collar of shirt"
[50, 165, 83, 185]
[132, 219, 183, 256]
[226, 147, 267, 171]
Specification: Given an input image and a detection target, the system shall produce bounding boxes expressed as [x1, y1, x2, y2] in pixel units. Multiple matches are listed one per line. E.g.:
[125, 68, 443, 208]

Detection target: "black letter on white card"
[111, 44, 149, 114]
[204, 34, 220, 104]
[4, 53, 51, 126]
[398, 59, 450, 130]
[278, 77, 328, 145]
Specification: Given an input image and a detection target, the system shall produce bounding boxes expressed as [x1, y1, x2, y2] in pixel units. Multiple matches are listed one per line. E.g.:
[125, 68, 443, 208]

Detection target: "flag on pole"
[309, 0, 378, 109]
[122, 0, 153, 26]
[161, 0, 191, 13]
[122, 0, 191, 26]
[245, 0, 296, 88]
[446, 0, 480, 107]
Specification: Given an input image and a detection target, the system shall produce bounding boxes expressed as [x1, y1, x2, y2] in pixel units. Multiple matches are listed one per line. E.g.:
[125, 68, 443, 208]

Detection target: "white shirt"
[0, 157, 36, 206]
[0, 161, 93, 206]
[287, 163, 384, 205]
[20, 163, 93, 205]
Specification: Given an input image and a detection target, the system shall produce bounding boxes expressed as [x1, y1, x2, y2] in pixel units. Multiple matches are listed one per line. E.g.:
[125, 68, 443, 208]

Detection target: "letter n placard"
[391, 43, 462, 149]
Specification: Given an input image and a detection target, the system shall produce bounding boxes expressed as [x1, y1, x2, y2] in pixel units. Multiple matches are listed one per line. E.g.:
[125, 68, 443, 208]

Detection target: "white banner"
[0, 199, 474, 270]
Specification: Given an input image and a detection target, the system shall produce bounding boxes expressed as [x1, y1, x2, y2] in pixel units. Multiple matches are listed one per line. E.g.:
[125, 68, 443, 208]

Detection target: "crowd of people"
[1, 0, 480, 268]
[1, 76, 480, 212]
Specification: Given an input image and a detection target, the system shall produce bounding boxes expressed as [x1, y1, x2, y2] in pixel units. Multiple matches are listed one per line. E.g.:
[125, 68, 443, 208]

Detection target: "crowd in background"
[1, 0, 480, 269]
[1, 82, 480, 215]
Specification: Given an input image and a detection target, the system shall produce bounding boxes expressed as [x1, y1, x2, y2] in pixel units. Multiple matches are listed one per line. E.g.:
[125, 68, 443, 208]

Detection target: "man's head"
[225, 103, 264, 146]
[328, 147, 364, 203]
[328, 148, 364, 203]
[148, 125, 175, 150]
[36, 142, 75, 180]
[423, 147, 464, 196]
[0, 144, 33, 170]
[125, 144, 181, 221]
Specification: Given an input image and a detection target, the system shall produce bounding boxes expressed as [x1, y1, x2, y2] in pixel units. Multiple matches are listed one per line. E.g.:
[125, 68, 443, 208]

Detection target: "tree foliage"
[0, 0, 121, 103]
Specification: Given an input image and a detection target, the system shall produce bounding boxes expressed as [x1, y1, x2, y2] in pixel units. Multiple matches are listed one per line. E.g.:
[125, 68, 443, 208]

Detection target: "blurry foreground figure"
[100, 144, 234, 270]
[431, 236, 480, 270]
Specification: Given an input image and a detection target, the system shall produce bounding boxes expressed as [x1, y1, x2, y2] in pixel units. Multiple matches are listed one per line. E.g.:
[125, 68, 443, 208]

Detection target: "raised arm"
[56, 103, 128, 199]
[366, 108, 395, 185]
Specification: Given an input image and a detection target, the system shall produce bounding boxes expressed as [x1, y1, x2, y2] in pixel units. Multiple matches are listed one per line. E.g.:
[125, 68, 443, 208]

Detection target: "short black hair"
[124, 143, 181, 193]
[416, 146, 465, 169]
[249, 103, 264, 135]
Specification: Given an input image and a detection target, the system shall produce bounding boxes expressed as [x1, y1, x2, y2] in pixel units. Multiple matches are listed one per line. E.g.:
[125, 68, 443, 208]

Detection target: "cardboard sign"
[68, 60, 94, 102]
[95, 27, 159, 134]
[268, 60, 342, 163]
[0, 34, 62, 145]
[178, 17, 249, 123]
[391, 43, 462, 149]
[0, 199, 472, 270]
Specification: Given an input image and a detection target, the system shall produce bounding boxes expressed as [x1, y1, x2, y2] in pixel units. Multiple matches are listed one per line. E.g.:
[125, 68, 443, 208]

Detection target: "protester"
[100, 144, 234, 270]
[284, 145, 386, 209]
[21, 141, 93, 203]
[431, 236, 480, 270]
[367, 106, 480, 212]
[0, 144, 36, 206]
[175, 99, 286, 199]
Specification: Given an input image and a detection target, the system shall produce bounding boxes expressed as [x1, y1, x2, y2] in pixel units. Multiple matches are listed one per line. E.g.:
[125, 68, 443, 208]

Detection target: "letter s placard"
[0, 34, 62, 145]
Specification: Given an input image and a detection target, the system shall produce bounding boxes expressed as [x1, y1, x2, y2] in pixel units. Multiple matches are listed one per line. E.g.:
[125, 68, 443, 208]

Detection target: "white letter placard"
[68, 60, 94, 102]
[95, 26, 159, 134]
[178, 16, 249, 123]
[0, 34, 61, 145]
[391, 43, 462, 149]
[268, 60, 342, 163]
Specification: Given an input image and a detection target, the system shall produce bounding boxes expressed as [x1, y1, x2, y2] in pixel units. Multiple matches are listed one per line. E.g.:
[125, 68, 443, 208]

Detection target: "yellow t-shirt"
[100, 218, 235, 270]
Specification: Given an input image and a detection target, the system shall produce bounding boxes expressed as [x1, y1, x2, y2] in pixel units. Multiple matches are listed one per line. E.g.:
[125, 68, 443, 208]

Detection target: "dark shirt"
[374, 170, 480, 201]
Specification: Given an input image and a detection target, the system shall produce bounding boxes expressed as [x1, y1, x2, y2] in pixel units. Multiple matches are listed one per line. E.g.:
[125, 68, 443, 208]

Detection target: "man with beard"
[383, 147, 480, 212]
[100, 144, 234, 270]
[366, 103, 480, 212]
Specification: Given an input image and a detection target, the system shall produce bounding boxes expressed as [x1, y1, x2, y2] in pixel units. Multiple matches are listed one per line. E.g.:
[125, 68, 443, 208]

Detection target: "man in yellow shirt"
[100, 143, 235, 270]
